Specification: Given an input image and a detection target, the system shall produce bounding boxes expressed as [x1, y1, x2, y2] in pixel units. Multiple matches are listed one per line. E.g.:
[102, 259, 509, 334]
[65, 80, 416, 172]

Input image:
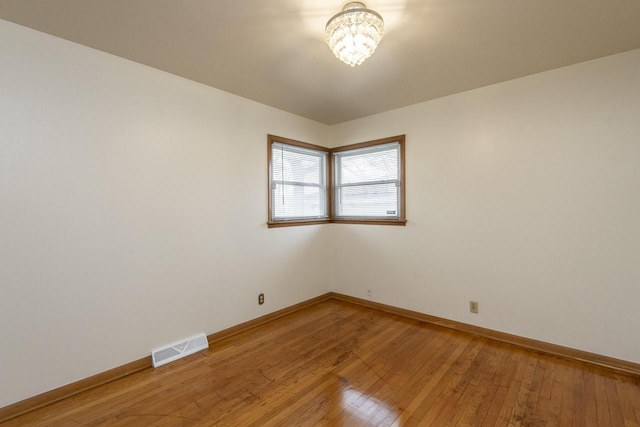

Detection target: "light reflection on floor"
[341, 388, 398, 425]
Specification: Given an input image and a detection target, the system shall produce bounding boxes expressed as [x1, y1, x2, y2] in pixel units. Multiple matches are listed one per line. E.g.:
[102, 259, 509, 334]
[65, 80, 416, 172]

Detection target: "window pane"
[272, 144, 323, 185]
[334, 141, 401, 219]
[336, 183, 399, 217]
[338, 144, 398, 184]
[270, 139, 328, 222]
[273, 184, 324, 219]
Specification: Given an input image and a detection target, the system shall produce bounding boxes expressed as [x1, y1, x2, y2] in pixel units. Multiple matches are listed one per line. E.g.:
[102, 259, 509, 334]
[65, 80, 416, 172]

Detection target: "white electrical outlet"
[470, 301, 479, 314]
[367, 288, 372, 297]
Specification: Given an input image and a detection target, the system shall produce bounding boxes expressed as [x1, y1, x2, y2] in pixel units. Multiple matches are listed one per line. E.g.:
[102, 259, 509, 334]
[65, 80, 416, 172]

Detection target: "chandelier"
[325, 2, 385, 67]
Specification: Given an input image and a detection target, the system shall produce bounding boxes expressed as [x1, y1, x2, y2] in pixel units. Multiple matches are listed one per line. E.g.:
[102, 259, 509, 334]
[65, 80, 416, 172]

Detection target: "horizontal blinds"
[335, 142, 400, 218]
[271, 142, 327, 220]
[338, 143, 399, 184]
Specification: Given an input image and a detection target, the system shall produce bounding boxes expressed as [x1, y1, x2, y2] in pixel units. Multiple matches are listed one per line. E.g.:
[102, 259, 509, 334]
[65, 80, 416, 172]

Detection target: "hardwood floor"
[4, 300, 640, 426]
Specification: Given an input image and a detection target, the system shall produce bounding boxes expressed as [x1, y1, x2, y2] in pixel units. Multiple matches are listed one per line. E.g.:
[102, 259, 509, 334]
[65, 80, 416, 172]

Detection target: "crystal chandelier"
[325, 2, 385, 67]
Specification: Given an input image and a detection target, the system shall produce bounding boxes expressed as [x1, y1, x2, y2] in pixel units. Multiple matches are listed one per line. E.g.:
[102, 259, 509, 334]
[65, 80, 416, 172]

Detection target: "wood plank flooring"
[3, 299, 640, 426]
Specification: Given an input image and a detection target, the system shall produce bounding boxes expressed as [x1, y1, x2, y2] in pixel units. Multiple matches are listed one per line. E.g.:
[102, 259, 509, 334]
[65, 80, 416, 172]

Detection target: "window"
[268, 135, 330, 226]
[267, 134, 405, 227]
[333, 139, 403, 223]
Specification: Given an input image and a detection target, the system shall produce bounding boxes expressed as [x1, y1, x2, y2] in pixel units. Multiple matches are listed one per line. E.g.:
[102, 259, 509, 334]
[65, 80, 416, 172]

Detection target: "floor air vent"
[151, 333, 209, 368]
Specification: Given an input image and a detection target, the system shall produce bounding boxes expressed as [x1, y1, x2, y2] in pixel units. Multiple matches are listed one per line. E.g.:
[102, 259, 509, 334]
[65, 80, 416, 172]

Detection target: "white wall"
[0, 20, 331, 407]
[329, 49, 640, 364]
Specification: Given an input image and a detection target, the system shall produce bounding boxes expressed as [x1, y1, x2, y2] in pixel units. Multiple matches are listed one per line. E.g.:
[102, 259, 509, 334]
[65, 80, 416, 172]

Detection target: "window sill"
[267, 219, 331, 228]
[330, 219, 407, 226]
[268, 218, 407, 228]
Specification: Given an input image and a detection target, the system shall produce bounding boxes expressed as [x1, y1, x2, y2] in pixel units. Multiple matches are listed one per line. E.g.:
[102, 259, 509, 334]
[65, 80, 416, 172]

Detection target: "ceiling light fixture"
[325, 2, 385, 67]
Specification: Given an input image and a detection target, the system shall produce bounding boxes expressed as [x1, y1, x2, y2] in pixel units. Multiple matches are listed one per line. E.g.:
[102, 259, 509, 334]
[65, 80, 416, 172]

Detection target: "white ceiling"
[2, 0, 640, 124]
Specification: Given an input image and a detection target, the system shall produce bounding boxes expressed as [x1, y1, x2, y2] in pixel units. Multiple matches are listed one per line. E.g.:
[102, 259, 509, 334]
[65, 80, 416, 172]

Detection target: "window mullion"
[335, 178, 398, 188]
[275, 180, 324, 188]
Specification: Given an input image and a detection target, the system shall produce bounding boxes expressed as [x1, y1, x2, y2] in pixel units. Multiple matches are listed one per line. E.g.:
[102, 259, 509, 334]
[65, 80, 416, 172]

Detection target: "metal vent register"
[151, 333, 209, 367]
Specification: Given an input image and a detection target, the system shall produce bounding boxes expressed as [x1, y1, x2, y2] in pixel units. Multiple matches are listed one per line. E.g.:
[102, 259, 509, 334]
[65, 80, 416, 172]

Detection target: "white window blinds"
[271, 142, 328, 221]
[334, 142, 401, 218]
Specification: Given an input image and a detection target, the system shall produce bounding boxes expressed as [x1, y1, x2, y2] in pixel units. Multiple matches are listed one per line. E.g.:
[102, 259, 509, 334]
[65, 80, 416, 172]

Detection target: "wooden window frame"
[267, 134, 406, 228]
[267, 135, 331, 228]
[331, 135, 406, 226]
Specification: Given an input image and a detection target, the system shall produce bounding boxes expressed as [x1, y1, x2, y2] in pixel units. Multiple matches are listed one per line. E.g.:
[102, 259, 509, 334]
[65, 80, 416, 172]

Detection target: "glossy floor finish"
[4, 300, 640, 426]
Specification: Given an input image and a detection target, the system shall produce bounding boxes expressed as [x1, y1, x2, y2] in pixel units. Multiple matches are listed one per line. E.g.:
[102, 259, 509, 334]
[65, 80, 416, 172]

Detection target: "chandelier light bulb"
[325, 2, 385, 67]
